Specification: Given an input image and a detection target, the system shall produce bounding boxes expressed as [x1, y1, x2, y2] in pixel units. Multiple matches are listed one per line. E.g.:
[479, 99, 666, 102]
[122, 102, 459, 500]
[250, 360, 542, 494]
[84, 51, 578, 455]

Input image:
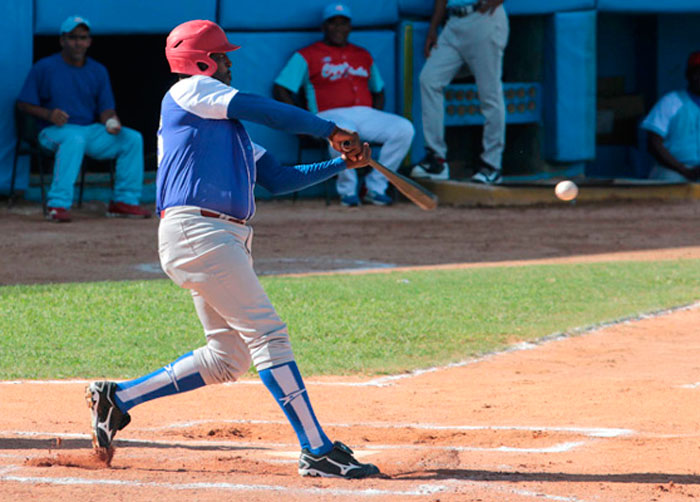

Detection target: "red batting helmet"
[165, 20, 240, 76]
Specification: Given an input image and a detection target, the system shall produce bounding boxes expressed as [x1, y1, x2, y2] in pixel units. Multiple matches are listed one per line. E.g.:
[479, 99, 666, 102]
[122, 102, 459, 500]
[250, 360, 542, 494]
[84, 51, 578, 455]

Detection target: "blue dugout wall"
[0, 1, 33, 196]
[3, 0, 700, 195]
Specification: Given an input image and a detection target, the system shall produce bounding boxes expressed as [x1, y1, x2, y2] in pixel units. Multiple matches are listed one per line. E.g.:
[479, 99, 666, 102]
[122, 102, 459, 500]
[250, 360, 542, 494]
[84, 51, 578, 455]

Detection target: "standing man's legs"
[418, 32, 463, 160]
[457, 8, 509, 178]
[411, 23, 464, 180]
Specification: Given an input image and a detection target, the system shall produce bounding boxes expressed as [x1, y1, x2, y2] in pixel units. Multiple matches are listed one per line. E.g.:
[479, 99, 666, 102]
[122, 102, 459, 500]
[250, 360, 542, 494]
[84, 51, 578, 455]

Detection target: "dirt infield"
[2, 197, 700, 284]
[1, 198, 700, 501]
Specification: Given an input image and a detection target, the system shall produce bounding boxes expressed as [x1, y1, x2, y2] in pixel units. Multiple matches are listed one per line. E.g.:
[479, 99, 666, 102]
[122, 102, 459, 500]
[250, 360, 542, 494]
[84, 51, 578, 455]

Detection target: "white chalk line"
[435, 479, 592, 502]
[364, 442, 587, 454]
[488, 484, 591, 502]
[0, 379, 382, 388]
[0, 430, 587, 455]
[680, 382, 700, 389]
[133, 419, 637, 438]
[0, 466, 447, 497]
[3, 301, 697, 389]
[136, 418, 634, 438]
[0, 466, 592, 502]
[362, 300, 700, 386]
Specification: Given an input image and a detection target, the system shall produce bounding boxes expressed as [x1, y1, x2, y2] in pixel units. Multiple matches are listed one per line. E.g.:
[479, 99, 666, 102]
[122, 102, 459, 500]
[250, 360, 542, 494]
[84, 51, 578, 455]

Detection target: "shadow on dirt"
[0, 437, 265, 452]
[399, 469, 700, 485]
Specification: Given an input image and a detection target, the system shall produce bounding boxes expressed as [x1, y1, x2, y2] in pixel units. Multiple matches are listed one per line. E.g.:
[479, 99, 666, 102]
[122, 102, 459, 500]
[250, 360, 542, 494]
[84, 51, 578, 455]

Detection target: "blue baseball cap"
[60, 15, 91, 35]
[323, 3, 352, 22]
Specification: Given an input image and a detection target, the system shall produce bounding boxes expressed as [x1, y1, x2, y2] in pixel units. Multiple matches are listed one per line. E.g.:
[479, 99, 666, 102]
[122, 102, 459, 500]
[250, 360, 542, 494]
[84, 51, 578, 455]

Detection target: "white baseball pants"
[158, 206, 295, 384]
[318, 106, 414, 197]
[419, 6, 509, 169]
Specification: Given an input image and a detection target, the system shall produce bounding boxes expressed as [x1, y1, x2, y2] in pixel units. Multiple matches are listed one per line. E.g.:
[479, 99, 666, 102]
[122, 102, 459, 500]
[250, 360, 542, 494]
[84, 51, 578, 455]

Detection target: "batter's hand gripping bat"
[341, 140, 438, 211]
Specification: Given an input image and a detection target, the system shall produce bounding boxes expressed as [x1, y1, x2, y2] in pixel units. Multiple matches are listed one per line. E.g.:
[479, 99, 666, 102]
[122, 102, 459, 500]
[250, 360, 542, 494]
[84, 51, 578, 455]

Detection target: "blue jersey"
[157, 75, 344, 220]
[17, 53, 115, 126]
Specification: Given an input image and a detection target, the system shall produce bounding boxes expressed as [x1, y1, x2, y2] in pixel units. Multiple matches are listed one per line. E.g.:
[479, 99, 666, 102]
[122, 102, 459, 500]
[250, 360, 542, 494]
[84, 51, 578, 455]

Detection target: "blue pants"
[38, 123, 144, 209]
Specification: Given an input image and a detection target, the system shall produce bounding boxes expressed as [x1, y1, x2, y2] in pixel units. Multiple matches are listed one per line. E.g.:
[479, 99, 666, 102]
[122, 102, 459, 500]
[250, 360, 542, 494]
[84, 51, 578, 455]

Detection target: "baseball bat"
[368, 159, 438, 211]
[340, 140, 438, 210]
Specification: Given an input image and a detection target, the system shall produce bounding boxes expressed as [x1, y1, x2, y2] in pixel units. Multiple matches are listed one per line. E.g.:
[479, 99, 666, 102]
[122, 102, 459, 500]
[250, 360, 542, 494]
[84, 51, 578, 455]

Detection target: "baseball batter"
[85, 19, 379, 479]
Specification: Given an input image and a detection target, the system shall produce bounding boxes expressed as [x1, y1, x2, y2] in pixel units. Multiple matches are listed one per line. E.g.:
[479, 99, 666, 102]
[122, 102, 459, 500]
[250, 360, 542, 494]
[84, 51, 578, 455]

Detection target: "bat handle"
[341, 140, 353, 151]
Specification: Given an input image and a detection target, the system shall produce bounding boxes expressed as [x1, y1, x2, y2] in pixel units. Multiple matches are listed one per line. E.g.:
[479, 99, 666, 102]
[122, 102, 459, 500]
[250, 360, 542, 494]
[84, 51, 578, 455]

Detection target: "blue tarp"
[398, 0, 596, 17]
[220, 0, 398, 30]
[35, 0, 216, 34]
[544, 10, 596, 162]
[598, 0, 700, 13]
[657, 14, 700, 97]
[0, 1, 33, 194]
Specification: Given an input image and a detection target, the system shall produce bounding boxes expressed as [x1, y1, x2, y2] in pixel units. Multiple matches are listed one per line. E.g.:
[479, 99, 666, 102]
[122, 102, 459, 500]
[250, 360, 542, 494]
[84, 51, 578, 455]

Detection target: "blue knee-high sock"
[258, 361, 333, 455]
[114, 351, 206, 412]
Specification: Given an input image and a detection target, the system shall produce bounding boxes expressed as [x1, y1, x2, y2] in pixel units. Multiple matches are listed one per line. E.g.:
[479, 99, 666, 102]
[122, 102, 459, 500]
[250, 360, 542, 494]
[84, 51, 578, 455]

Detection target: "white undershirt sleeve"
[169, 75, 239, 120]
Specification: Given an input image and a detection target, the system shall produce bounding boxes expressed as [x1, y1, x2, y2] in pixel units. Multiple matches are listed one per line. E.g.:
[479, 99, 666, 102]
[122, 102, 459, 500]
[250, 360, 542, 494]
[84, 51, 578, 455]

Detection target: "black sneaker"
[410, 150, 449, 180]
[299, 441, 380, 479]
[85, 381, 131, 449]
[471, 161, 502, 185]
[362, 191, 393, 206]
[340, 195, 361, 207]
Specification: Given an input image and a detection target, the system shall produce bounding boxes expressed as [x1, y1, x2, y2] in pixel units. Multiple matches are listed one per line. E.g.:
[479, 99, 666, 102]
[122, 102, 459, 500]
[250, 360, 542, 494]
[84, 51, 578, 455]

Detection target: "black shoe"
[299, 441, 380, 479]
[471, 161, 502, 185]
[85, 381, 131, 448]
[340, 195, 361, 207]
[410, 150, 449, 180]
[362, 191, 393, 206]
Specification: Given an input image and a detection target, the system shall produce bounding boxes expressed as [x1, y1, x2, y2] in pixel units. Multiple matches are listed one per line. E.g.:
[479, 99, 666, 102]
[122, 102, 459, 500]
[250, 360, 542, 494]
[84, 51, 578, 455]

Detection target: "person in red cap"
[640, 51, 700, 182]
[84, 20, 381, 479]
[16, 15, 151, 222]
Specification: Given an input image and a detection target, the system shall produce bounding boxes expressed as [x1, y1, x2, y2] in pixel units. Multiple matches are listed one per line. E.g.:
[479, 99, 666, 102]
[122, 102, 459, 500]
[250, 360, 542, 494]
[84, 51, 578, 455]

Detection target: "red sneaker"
[106, 201, 152, 219]
[46, 206, 72, 223]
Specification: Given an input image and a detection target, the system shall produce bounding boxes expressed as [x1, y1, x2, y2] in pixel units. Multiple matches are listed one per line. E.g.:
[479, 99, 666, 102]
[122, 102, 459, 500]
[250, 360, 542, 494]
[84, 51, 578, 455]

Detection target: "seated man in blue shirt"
[640, 51, 700, 182]
[16, 15, 150, 222]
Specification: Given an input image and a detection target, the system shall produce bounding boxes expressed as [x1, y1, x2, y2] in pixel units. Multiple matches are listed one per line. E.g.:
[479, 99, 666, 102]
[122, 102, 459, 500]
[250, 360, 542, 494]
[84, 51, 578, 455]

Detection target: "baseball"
[105, 117, 120, 133]
[555, 180, 578, 201]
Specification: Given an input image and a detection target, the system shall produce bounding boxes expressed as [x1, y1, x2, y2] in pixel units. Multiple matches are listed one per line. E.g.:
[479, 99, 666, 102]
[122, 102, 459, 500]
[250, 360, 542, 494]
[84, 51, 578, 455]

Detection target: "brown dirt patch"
[2, 198, 700, 284]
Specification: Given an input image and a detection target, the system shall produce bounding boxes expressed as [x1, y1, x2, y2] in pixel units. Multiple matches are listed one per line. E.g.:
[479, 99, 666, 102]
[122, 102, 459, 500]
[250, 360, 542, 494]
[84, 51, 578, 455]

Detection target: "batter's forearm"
[256, 152, 347, 195]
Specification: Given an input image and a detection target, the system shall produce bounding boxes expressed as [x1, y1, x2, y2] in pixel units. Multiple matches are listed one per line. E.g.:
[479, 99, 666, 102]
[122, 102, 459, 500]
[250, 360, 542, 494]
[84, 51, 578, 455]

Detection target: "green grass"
[1, 260, 699, 379]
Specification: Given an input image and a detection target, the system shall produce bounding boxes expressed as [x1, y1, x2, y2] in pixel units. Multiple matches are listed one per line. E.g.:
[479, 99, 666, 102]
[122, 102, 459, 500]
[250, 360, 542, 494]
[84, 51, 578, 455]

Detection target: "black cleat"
[471, 161, 502, 185]
[299, 441, 380, 479]
[410, 150, 449, 180]
[85, 381, 131, 449]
